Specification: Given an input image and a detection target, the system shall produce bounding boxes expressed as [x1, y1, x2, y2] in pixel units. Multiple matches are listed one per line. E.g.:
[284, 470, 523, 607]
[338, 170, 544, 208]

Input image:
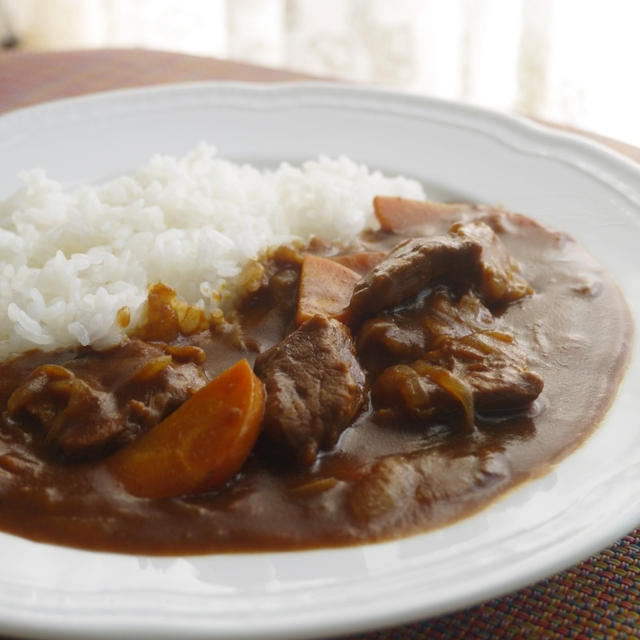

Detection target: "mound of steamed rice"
[0, 143, 425, 359]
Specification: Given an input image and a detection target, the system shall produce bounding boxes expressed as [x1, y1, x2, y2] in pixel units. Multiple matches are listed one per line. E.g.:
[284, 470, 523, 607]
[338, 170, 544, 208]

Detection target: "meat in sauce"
[0, 197, 631, 554]
[7, 339, 206, 459]
[254, 315, 365, 467]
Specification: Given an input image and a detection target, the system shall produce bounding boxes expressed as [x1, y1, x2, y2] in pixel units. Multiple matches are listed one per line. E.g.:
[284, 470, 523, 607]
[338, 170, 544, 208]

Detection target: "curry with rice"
[0, 197, 632, 553]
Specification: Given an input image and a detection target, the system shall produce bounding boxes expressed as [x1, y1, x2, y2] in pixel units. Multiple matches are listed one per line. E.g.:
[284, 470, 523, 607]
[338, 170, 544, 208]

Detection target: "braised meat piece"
[348, 221, 531, 320]
[421, 290, 495, 343]
[356, 290, 494, 372]
[348, 233, 481, 320]
[7, 339, 206, 459]
[373, 330, 543, 427]
[254, 315, 365, 467]
[347, 449, 511, 526]
[450, 221, 532, 306]
[0, 348, 72, 407]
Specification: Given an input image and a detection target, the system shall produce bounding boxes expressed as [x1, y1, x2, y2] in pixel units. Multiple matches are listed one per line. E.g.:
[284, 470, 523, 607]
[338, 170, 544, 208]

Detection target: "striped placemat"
[343, 532, 640, 639]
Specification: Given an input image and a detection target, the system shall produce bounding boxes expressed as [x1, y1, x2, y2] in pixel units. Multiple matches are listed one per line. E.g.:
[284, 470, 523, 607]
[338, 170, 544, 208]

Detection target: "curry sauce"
[0, 201, 632, 554]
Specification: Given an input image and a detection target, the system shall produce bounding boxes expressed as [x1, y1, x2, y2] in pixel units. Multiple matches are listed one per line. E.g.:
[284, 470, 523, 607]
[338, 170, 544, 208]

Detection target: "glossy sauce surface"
[0, 209, 632, 554]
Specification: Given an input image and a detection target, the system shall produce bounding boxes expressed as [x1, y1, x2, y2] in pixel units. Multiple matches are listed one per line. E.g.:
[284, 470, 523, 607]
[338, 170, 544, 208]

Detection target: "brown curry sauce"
[0, 203, 632, 554]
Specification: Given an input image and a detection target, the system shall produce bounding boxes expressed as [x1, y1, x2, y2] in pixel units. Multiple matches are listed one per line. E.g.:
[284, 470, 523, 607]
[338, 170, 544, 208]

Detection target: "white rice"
[0, 143, 425, 359]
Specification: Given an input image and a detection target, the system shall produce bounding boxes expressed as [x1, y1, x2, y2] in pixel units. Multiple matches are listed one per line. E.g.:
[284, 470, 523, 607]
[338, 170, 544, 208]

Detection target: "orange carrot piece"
[374, 196, 466, 232]
[331, 251, 387, 276]
[296, 254, 361, 325]
[109, 359, 264, 499]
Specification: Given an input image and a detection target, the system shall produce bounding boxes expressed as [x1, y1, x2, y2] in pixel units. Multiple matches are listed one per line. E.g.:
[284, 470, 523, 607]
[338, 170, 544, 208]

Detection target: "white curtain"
[3, 0, 640, 145]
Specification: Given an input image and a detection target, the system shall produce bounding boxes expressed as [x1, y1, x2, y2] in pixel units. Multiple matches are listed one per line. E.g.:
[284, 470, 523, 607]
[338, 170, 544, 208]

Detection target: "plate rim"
[3, 80, 640, 199]
[0, 80, 639, 640]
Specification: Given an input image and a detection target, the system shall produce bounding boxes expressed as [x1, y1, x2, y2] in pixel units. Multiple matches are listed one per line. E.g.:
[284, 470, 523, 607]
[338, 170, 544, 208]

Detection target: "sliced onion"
[412, 361, 475, 430]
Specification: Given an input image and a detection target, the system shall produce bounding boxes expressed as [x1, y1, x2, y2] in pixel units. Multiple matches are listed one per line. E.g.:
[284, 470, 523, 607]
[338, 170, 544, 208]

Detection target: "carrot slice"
[374, 196, 465, 232]
[331, 251, 387, 275]
[108, 359, 264, 499]
[296, 254, 361, 325]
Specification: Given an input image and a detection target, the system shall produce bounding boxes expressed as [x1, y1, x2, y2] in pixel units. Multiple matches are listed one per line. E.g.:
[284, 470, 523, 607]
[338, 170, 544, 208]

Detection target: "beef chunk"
[7, 339, 206, 459]
[357, 316, 427, 371]
[348, 233, 481, 320]
[356, 290, 494, 372]
[347, 449, 510, 526]
[373, 330, 543, 426]
[348, 222, 531, 321]
[0, 348, 71, 408]
[420, 290, 495, 341]
[450, 221, 532, 306]
[254, 315, 365, 467]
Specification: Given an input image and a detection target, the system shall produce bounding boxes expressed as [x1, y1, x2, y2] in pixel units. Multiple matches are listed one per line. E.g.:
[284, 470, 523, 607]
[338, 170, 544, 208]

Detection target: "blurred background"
[2, 0, 639, 145]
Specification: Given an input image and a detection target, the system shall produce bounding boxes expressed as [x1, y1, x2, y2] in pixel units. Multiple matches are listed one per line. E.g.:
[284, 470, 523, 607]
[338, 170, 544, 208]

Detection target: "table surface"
[0, 48, 639, 640]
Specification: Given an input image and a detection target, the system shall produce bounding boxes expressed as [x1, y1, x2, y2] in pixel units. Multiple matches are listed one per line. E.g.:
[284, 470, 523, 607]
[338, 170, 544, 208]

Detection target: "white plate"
[0, 82, 639, 640]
